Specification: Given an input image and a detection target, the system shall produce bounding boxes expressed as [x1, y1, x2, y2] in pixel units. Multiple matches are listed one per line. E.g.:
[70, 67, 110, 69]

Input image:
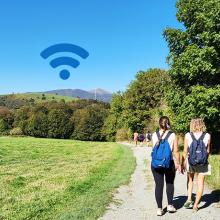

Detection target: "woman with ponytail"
[151, 116, 181, 216]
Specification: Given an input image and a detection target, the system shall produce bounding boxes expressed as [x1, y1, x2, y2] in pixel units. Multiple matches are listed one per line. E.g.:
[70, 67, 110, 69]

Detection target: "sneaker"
[157, 208, 164, 216]
[167, 205, 176, 213]
[184, 200, 193, 209]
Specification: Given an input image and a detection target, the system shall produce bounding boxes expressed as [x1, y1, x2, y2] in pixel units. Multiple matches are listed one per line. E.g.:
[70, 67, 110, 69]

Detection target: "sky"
[0, 0, 182, 94]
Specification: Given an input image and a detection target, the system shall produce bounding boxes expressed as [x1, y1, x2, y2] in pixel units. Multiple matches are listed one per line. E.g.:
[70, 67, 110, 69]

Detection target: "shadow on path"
[173, 195, 188, 209]
[200, 189, 220, 209]
[173, 190, 220, 210]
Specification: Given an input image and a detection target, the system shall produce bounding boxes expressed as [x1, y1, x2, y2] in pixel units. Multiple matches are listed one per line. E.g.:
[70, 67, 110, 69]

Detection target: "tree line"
[0, 98, 109, 141]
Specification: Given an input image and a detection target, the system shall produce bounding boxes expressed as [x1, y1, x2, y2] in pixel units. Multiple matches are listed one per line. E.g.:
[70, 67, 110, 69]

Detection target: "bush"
[9, 127, 23, 136]
[116, 128, 129, 141]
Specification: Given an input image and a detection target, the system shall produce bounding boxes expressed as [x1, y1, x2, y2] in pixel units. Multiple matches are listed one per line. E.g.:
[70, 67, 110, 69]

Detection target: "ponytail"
[156, 116, 171, 147]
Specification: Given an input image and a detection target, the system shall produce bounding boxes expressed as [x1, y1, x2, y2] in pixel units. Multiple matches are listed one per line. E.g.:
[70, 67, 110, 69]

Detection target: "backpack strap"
[190, 132, 206, 141]
[190, 132, 196, 141]
[199, 132, 206, 141]
[155, 131, 161, 148]
[156, 131, 160, 140]
[164, 131, 173, 140]
[156, 130, 172, 140]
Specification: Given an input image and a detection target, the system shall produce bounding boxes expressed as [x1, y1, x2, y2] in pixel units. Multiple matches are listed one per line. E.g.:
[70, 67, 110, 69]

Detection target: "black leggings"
[151, 161, 176, 208]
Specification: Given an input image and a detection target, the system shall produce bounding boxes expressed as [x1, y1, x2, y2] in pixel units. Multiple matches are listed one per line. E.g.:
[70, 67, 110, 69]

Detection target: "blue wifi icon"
[40, 43, 89, 80]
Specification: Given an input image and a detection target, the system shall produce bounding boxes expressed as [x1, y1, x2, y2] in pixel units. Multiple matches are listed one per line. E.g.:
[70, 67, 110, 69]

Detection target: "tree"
[0, 119, 7, 134]
[72, 105, 108, 141]
[102, 92, 124, 141]
[0, 107, 14, 134]
[13, 106, 31, 131]
[164, 0, 220, 90]
[122, 68, 170, 132]
[164, 0, 220, 134]
[103, 69, 170, 141]
[42, 94, 46, 100]
[47, 109, 73, 139]
[26, 112, 48, 137]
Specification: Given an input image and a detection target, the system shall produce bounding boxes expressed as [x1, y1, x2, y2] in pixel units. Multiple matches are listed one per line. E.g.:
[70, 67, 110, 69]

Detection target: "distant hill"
[45, 88, 112, 102]
[0, 93, 76, 104]
[18, 93, 76, 102]
[0, 93, 77, 109]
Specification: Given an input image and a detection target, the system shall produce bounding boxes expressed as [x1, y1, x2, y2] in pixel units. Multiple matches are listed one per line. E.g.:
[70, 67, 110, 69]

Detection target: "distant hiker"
[133, 132, 139, 146]
[138, 133, 145, 146]
[146, 130, 151, 147]
[151, 116, 181, 216]
[182, 118, 211, 211]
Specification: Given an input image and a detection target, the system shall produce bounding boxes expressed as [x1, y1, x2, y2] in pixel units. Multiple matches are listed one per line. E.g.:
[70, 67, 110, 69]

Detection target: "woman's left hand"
[175, 163, 181, 171]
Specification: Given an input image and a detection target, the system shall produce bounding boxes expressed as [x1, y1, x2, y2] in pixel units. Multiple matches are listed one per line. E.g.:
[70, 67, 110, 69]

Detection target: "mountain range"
[45, 88, 112, 102]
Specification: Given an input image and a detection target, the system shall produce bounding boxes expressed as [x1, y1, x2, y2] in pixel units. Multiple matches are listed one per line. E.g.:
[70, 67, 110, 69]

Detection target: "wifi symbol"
[40, 43, 89, 80]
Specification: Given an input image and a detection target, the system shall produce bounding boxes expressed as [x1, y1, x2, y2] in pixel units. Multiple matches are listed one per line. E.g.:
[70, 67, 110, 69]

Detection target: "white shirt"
[152, 130, 176, 151]
[185, 132, 210, 148]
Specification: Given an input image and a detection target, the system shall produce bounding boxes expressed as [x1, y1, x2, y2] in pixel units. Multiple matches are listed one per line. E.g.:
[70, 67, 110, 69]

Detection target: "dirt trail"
[99, 144, 220, 220]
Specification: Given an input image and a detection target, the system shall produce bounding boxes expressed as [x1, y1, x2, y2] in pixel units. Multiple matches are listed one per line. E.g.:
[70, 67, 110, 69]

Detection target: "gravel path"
[99, 144, 220, 220]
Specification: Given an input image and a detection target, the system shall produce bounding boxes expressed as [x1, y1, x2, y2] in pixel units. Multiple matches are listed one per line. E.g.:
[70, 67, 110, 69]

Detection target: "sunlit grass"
[206, 154, 220, 190]
[12, 92, 76, 102]
[0, 137, 135, 219]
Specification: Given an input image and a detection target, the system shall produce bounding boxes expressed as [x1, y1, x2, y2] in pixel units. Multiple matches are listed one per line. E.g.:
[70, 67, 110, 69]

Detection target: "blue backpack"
[151, 131, 173, 169]
[188, 132, 208, 166]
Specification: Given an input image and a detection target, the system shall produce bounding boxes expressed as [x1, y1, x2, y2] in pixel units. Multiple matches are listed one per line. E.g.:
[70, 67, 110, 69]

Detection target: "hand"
[175, 163, 185, 174]
[175, 163, 181, 172]
[183, 159, 188, 173]
[181, 164, 185, 174]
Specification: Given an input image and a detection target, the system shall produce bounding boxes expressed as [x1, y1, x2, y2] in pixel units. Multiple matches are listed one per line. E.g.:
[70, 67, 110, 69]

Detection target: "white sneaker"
[157, 208, 164, 216]
[167, 205, 176, 213]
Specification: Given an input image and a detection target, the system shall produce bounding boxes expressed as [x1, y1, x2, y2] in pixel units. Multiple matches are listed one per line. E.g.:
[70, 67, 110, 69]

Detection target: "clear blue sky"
[0, 0, 181, 94]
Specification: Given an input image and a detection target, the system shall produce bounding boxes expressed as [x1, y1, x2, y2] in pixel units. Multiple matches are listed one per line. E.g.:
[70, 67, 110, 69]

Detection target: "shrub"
[116, 128, 129, 141]
[9, 127, 23, 136]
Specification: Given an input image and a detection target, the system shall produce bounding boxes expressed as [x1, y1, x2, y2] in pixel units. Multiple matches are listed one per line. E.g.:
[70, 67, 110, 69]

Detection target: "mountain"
[45, 88, 112, 102]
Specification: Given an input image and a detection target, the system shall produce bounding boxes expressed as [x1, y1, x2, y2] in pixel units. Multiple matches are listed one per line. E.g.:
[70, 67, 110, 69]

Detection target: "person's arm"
[207, 134, 211, 155]
[152, 133, 156, 147]
[173, 135, 180, 170]
[182, 134, 188, 168]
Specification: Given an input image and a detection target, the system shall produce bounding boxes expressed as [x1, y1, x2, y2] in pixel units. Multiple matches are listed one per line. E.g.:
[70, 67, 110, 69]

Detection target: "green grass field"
[206, 155, 220, 190]
[0, 137, 135, 220]
[1, 93, 76, 103]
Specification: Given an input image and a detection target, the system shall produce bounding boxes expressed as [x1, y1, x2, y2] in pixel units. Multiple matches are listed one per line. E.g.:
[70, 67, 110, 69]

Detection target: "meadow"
[0, 137, 136, 220]
[8, 93, 76, 102]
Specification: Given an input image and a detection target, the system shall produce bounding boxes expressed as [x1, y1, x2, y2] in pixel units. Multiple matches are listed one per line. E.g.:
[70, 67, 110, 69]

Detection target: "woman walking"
[151, 116, 181, 216]
[146, 130, 151, 147]
[133, 132, 139, 146]
[182, 118, 211, 211]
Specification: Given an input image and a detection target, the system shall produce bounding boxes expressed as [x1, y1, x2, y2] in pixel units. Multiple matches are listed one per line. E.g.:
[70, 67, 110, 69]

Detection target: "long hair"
[159, 116, 170, 130]
[190, 118, 206, 133]
[156, 116, 171, 147]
